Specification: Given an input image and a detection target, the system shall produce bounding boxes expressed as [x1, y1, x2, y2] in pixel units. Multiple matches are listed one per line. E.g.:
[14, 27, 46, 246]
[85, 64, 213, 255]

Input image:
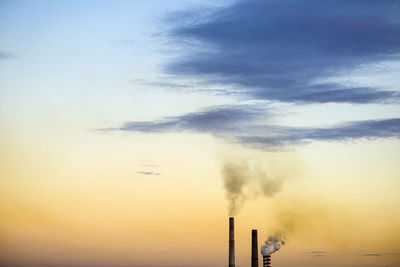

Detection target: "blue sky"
[1, 0, 399, 146]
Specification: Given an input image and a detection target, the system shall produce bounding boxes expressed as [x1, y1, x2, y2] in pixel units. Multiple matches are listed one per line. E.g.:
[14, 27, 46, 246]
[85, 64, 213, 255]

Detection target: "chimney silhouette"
[229, 217, 235, 267]
[263, 255, 271, 267]
[251, 230, 258, 267]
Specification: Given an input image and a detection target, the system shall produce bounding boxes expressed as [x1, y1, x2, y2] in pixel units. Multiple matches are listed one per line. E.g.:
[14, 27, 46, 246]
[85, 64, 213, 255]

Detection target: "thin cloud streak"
[109, 106, 400, 149]
[117, 105, 270, 135]
[137, 171, 161, 176]
[239, 118, 400, 148]
[362, 253, 383, 256]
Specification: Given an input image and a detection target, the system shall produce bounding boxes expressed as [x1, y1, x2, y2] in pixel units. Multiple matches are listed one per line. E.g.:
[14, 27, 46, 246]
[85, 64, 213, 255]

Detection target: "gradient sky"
[1, 1, 400, 267]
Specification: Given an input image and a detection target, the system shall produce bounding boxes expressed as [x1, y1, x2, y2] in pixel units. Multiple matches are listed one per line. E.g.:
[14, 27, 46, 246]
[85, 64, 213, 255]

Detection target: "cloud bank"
[165, 0, 400, 104]
[113, 0, 400, 149]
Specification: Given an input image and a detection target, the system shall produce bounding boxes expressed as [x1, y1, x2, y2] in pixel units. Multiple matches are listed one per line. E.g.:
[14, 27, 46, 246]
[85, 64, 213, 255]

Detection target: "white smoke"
[260, 234, 286, 256]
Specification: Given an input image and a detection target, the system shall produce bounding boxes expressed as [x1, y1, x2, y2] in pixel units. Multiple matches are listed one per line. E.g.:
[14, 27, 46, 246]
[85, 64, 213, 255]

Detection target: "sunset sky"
[1, 1, 400, 267]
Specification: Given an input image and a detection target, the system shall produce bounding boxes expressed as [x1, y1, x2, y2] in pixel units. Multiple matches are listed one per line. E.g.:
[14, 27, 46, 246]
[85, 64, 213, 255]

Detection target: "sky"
[1, 0, 400, 267]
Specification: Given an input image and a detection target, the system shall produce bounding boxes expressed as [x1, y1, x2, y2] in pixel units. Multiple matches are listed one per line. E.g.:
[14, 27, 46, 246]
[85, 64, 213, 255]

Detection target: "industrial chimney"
[251, 230, 258, 267]
[229, 217, 235, 267]
[262, 255, 271, 267]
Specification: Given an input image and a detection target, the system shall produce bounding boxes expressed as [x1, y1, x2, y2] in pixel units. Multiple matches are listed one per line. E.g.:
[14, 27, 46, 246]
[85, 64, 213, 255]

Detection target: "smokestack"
[263, 255, 271, 267]
[229, 217, 235, 267]
[252, 230, 258, 267]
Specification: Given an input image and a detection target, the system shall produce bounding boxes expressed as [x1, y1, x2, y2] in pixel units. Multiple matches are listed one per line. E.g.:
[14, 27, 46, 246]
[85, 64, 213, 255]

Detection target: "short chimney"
[263, 255, 271, 267]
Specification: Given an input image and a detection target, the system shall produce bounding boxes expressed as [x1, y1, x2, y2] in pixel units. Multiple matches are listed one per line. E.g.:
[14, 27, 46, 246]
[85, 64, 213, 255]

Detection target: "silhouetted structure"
[263, 255, 271, 267]
[252, 230, 258, 267]
[229, 217, 235, 267]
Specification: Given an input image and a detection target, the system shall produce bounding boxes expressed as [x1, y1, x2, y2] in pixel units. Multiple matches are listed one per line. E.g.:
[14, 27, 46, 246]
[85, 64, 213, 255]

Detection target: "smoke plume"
[223, 161, 250, 216]
[222, 158, 285, 216]
[261, 234, 286, 256]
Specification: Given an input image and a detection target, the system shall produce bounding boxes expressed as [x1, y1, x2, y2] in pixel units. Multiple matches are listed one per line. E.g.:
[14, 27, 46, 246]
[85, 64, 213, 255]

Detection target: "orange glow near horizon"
[1, 130, 400, 267]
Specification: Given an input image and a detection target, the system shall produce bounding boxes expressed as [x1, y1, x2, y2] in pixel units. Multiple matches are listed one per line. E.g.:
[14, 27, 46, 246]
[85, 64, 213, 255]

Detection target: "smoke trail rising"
[223, 161, 249, 216]
[222, 159, 285, 216]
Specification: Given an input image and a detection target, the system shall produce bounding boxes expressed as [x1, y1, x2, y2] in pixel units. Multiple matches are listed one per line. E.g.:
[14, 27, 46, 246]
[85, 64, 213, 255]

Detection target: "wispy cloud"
[109, 39, 136, 46]
[362, 253, 383, 256]
[137, 171, 161, 176]
[164, 0, 400, 104]
[0, 51, 16, 59]
[116, 105, 270, 135]
[131, 79, 195, 89]
[309, 251, 326, 257]
[109, 105, 400, 149]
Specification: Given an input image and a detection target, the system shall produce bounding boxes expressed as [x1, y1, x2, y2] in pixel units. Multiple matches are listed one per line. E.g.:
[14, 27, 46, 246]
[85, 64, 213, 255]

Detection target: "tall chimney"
[251, 230, 258, 267]
[262, 255, 271, 267]
[229, 217, 235, 267]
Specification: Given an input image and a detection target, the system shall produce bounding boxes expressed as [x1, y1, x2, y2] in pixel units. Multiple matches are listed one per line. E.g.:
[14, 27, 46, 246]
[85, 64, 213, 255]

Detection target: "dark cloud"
[107, 1, 400, 148]
[164, 0, 400, 104]
[309, 251, 326, 254]
[117, 105, 268, 135]
[362, 253, 383, 256]
[110, 105, 400, 149]
[137, 171, 161, 176]
[239, 118, 400, 148]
